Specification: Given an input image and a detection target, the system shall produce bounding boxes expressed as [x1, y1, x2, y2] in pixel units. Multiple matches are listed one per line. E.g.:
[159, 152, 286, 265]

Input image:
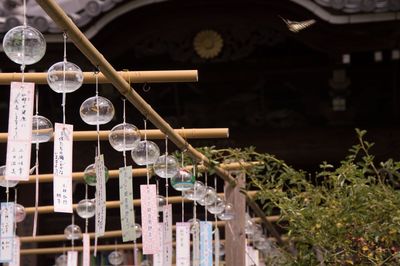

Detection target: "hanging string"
[165, 135, 169, 205]
[62, 33, 68, 125]
[14, 188, 17, 231]
[33, 89, 40, 237]
[144, 119, 150, 185]
[22, 0, 27, 27]
[181, 153, 184, 223]
[71, 214, 75, 250]
[94, 71, 101, 156]
[84, 184, 89, 234]
[122, 99, 127, 168]
[204, 171, 208, 222]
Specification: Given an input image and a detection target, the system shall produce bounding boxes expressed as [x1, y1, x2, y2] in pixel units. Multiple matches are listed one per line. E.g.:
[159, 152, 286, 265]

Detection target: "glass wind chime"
[1, 0, 46, 263]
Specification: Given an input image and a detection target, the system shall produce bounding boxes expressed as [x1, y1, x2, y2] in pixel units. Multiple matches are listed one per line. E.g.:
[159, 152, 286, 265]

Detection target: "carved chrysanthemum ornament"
[193, 30, 223, 59]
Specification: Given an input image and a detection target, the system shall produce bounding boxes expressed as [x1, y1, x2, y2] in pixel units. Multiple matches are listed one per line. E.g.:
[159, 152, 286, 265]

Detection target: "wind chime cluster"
[0, 10, 238, 266]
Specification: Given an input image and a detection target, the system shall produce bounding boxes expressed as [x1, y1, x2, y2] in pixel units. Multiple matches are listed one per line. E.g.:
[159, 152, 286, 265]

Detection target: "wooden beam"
[224, 172, 246, 266]
[0, 128, 229, 143]
[0, 70, 198, 85]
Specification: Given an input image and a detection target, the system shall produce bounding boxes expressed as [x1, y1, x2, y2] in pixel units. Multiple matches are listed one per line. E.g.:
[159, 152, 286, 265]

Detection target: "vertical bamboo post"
[224, 171, 246, 266]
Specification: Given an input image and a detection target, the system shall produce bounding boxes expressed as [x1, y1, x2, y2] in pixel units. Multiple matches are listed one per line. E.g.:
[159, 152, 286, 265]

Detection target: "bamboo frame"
[0, 128, 229, 143]
[24, 191, 258, 214]
[33, 0, 284, 246]
[17, 162, 260, 184]
[0, 70, 198, 85]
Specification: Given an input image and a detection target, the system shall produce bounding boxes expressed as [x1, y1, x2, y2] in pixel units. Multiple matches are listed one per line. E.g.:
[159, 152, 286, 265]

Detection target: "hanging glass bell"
[197, 186, 217, 206]
[80, 96, 115, 125]
[207, 195, 225, 215]
[3, 25, 46, 65]
[108, 123, 140, 152]
[47, 61, 83, 93]
[64, 224, 82, 240]
[130, 140, 160, 165]
[0, 165, 19, 188]
[55, 254, 68, 266]
[32, 115, 53, 143]
[245, 213, 255, 235]
[76, 199, 96, 219]
[15, 203, 26, 223]
[108, 250, 124, 265]
[170, 168, 195, 191]
[182, 181, 206, 201]
[83, 163, 110, 186]
[157, 194, 166, 212]
[217, 203, 235, 221]
[153, 155, 179, 178]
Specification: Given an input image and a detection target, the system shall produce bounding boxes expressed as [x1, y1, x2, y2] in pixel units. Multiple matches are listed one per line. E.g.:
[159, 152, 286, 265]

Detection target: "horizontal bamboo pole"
[24, 191, 258, 214]
[0, 128, 229, 143]
[20, 240, 228, 255]
[0, 70, 198, 85]
[19, 162, 260, 184]
[19, 217, 279, 243]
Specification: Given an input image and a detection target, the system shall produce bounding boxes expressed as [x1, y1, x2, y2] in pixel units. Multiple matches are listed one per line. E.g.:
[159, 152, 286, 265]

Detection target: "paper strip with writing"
[95, 154, 106, 237]
[0, 202, 15, 262]
[8, 236, 20, 266]
[53, 123, 73, 213]
[214, 227, 220, 266]
[192, 221, 200, 266]
[82, 233, 90, 266]
[67, 251, 78, 266]
[6, 82, 34, 181]
[175, 222, 190, 266]
[152, 223, 164, 266]
[200, 221, 212, 266]
[119, 166, 136, 242]
[163, 204, 173, 266]
[140, 184, 160, 254]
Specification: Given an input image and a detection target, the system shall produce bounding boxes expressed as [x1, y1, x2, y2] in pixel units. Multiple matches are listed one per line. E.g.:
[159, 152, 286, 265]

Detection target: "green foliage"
[192, 129, 400, 265]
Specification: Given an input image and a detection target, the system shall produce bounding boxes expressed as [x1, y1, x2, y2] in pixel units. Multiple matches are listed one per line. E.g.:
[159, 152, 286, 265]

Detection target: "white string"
[23, 0, 27, 27]
[165, 136, 169, 205]
[181, 153, 184, 223]
[95, 72, 101, 155]
[71, 214, 75, 250]
[33, 89, 40, 237]
[144, 119, 150, 185]
[122, 99, 127, 168]
[204, 172, 208, 222]
[84, 184, 88, 234]
[62, 33, 67, 125]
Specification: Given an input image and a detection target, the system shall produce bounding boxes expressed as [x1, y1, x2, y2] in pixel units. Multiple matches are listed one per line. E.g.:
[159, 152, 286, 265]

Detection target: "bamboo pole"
[20, 240, 229, 255]
[0, 70, 198, 85]
[24, 191, 258, 214]
[19, 217, 278, 243]
[0, 128, 229, 143]
[15, 162, 260, 184]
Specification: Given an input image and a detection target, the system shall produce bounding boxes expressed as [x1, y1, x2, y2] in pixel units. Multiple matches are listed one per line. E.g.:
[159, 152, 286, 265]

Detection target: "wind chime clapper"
[7, 161, 260, 184]
[0, 128, 229, 143]
[23, 191, 259, 215]
[0, 70, 198, 85]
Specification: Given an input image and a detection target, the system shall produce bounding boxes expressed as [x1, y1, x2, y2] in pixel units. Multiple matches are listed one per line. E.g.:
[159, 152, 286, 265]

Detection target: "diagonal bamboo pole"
[34, 0, 236, 187]
[0, 128, 229, 143]
[34, 0, 284, 246]
[0, 70, 198, 84]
